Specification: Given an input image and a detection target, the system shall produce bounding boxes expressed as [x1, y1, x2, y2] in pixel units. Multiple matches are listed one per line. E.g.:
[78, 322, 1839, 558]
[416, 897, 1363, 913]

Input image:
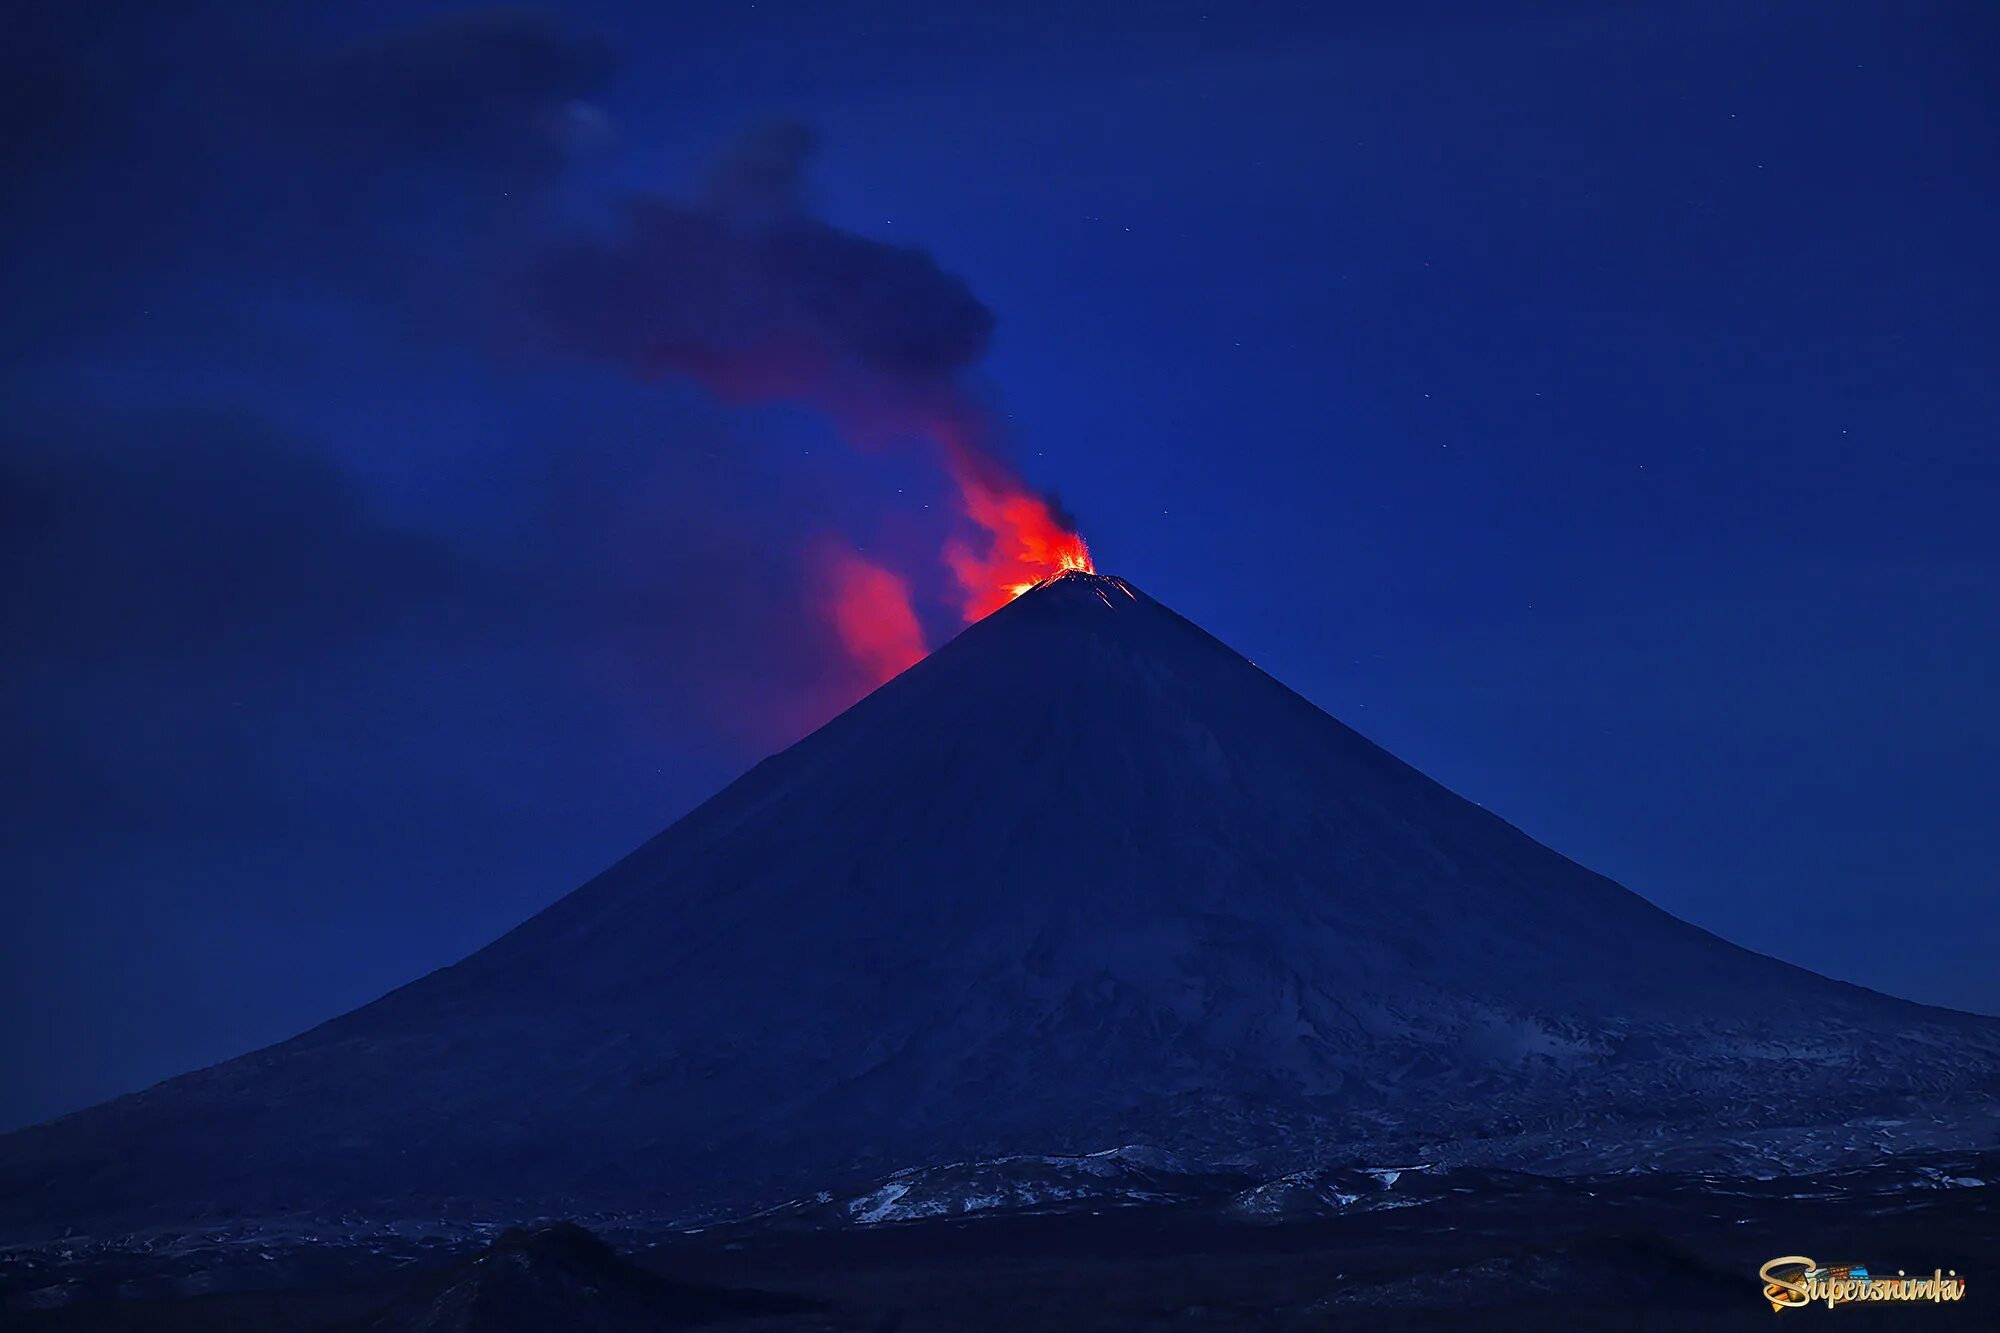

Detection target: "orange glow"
[934, 426, 1093, 620]
[823, 543, 926, 686]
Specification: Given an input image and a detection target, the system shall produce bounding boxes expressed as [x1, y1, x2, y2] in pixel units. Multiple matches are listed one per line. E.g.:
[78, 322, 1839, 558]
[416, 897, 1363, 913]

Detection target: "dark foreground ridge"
[3, 570, 1997, 1241]
[344, 1222, 816, 1332]
[5, 1164, 1994, 1330]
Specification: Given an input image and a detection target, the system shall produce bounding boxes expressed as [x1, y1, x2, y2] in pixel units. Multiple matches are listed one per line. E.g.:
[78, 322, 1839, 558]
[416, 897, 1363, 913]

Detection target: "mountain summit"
[4, 570, 1997, 1236]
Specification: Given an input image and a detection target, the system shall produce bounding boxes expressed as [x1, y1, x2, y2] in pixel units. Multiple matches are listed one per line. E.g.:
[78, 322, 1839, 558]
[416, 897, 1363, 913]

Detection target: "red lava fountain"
[935, 429, 1093, 620]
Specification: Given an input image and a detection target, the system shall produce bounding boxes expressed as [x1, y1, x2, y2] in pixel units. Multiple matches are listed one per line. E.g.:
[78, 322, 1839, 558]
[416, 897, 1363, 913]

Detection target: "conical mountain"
[4, 571, 1996, 1236]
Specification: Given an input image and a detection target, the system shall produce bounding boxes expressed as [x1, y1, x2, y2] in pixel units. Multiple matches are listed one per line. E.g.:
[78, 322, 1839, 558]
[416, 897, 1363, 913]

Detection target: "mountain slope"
[4, 571, 1996, 1237]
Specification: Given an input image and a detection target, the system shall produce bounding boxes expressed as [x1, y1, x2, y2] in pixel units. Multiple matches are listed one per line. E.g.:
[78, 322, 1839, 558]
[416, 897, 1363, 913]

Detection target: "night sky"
[4, 0, 1996, 1133]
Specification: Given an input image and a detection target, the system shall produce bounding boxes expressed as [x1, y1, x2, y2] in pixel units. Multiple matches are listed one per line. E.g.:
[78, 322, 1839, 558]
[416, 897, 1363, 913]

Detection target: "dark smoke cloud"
[2, 408, 473, 838]
[2, 7, 616, 373]
[290, 10, 615, 184]
[1, 410, 472, 663]
[524, 118, 995, 411]
[1, 402, 881, 779]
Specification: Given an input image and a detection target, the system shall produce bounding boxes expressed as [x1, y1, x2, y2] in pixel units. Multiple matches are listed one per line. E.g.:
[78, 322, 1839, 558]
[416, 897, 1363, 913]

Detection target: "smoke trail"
[522, 119, 1089, 647]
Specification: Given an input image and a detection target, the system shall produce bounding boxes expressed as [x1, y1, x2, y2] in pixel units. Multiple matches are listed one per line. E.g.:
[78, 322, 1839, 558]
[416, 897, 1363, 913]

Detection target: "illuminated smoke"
[523, 119, 1091, 665]
[821, 541, 926, 687]
[931, 413, 1092, 619]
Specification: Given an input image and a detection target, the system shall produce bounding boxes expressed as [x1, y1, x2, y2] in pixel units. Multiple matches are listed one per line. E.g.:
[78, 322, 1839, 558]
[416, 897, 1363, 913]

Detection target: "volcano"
[4, 571, 1997, 1238]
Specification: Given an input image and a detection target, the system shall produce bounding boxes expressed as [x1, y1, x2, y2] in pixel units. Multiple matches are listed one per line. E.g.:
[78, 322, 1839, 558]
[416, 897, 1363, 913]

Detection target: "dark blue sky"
[3, 0, 1995, 1131]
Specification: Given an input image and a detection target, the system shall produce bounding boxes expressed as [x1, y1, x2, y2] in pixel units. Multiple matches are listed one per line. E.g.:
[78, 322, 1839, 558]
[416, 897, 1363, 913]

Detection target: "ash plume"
[529, 118, 993, 401]
[522, 119, 1088, 630]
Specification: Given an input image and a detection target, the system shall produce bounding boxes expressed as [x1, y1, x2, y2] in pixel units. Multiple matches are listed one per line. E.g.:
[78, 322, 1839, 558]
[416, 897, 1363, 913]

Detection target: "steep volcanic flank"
[3, 571, 1997, 1237]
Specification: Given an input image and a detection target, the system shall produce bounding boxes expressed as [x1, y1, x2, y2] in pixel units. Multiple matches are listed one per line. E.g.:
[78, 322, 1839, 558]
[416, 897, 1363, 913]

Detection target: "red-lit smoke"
[821, 542, 926, 687]
[524, 119, 1093, 683]
[932, 420, 1092, 620]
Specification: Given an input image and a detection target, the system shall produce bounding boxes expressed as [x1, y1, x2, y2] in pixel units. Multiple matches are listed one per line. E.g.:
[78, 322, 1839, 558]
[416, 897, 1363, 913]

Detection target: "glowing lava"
[935, 426, 1093, 620]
